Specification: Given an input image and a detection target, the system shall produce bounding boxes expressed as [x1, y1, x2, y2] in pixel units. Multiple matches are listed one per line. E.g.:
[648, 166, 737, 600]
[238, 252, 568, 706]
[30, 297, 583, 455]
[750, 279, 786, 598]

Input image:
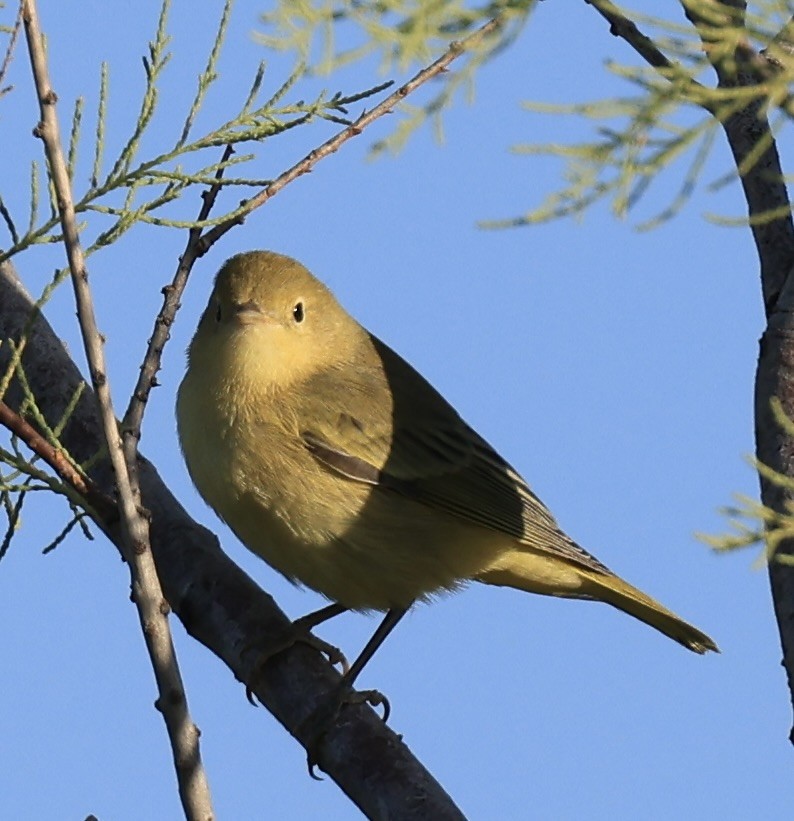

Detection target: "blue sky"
[0, 2, 787, 819]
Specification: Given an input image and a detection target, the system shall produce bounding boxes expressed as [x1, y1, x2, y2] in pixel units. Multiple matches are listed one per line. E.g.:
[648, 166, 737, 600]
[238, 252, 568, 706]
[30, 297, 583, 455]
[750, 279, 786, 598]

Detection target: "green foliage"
[259, 0, 532, 71]
[0, 0, 390, 266]
[258, 0, 535, 154]
[700, 399, 794, 566]
[504, 0, 794, 226]
[0, 0, 399, 556]
[260, 0, 794, 225]
[0, 351, 94, 563]
[514, 0, 794, 226]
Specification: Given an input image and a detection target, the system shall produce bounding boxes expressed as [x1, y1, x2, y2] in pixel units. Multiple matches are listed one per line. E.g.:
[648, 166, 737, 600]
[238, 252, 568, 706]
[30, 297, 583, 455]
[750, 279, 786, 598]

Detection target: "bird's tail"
[577, 567, 718, 654]
[477, 551, 718, 654]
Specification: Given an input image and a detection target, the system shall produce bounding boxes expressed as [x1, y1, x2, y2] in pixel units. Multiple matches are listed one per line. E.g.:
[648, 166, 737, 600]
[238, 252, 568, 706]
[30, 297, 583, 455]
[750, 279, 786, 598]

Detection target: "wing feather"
[297, 333, 610, 575]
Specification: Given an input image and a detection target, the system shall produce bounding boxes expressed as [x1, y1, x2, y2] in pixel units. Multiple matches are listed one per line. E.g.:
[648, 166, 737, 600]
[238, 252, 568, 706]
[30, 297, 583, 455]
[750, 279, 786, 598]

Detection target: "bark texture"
[715, 40, 794, 741]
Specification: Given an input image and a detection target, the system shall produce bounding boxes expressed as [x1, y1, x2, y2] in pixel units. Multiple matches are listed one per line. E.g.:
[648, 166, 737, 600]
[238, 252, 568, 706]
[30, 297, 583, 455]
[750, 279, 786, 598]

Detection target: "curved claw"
[307, 757, 324, 781]
[300, 694, 342, 777]
[242, 627, 350, 705]
[313, 637, 350, 675]
[346, 688, 391, 723]
[300, 684, 393, 777]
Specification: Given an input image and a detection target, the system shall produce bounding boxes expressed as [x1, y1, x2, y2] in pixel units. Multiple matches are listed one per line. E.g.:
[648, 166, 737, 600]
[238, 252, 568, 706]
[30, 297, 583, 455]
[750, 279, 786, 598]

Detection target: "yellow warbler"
[177, 250, 717, 694]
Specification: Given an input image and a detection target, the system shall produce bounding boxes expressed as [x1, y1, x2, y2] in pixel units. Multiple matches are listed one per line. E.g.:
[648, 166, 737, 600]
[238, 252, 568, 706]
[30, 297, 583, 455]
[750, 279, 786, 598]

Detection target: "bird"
[176, 250, 717, 746]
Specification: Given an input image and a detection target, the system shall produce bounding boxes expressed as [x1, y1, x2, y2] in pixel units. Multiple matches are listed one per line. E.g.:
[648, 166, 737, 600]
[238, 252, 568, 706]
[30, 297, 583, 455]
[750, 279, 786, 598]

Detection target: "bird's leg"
[338, 606, 407, 711]
[244, 602, 350, 704]
[302, 606, 409, 777]
[293, 602, 350, 635]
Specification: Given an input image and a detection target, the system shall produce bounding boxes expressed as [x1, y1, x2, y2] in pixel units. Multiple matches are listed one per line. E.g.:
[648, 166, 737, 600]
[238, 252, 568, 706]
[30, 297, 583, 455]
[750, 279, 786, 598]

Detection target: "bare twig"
[197, 16, 504, 253]
[122, 144, 235, 436]
[20, 2, 215, 818]
[585, 0, 713, 109]
[587, 0, 684, 71]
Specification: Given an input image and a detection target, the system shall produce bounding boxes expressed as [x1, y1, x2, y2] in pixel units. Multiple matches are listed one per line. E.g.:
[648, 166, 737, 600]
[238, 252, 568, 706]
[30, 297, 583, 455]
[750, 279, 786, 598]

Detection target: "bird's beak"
[231, 300, 271, 326]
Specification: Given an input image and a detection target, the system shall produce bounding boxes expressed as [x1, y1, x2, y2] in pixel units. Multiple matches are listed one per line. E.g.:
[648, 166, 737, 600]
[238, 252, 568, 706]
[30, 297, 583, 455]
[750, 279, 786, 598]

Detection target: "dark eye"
[293, 301, 305, 323]
[215, 303, 222, 322]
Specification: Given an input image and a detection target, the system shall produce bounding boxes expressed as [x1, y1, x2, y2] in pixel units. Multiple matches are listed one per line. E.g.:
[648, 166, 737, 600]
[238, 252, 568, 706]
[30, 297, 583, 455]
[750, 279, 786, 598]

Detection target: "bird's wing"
[298, 334, 611, 575]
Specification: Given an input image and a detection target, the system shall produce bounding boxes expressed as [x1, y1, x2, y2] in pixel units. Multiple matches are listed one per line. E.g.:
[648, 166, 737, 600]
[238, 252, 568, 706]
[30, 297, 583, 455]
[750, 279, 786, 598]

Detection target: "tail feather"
[577, 568, 718, 654]
[477, 551, 719, 654]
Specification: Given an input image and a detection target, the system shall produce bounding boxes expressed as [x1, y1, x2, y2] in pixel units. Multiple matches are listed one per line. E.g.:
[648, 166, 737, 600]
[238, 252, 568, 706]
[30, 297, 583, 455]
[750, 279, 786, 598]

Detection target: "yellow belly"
[178, 366, 511, 609]
[209, 448, 511, 609]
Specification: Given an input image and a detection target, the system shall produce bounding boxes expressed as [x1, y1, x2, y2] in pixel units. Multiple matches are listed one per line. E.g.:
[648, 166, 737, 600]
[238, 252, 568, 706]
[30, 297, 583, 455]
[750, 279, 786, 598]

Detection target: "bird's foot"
[301, 685, 391, 779]
[243, 622, 349, 705]
[347, 688, 391, 722]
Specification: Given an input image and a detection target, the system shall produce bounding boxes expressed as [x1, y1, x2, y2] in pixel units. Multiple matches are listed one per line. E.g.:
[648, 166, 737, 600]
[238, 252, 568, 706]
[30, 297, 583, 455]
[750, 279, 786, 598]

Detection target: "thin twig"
[0, 399, 116, 519]
[0, 196, 19, 245]
[197, 16, 504, 253]
[20, 3, 215, 819]
[585, 0, 713, 110]
[0, 487, 25, 561]
[0, 1, 23, 94]
[122, 144, 235, 435]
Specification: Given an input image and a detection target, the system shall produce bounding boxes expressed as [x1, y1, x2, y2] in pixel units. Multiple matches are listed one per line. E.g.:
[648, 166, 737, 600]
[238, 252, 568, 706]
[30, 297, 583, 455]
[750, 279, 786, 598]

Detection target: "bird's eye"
[215, 303, 222, 323]
[293, 301, 305, 323]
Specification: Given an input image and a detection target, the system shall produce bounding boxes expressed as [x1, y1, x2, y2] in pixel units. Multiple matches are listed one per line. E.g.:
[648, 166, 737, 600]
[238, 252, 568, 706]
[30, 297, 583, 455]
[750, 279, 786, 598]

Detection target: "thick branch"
[682, 0, 794, 739]
[0, 261, 467, 819]
[584, 0, 794, 741]
[719, 110, 794, 312]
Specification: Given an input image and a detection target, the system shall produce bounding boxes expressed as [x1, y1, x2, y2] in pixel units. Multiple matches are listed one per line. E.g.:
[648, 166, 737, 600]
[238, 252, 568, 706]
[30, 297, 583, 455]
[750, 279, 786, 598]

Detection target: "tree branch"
[121, 144, 236, 440]
[680, 0, 794, 740]
[21, 2, 214, 816]
[585, 0, 712, 109]
[0, 399, 116, 520]
[0, 259, 467, 820]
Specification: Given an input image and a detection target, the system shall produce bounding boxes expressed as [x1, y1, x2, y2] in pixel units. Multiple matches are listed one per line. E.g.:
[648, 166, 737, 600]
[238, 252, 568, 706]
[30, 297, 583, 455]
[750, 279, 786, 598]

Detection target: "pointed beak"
[231, 300, 271, 326]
